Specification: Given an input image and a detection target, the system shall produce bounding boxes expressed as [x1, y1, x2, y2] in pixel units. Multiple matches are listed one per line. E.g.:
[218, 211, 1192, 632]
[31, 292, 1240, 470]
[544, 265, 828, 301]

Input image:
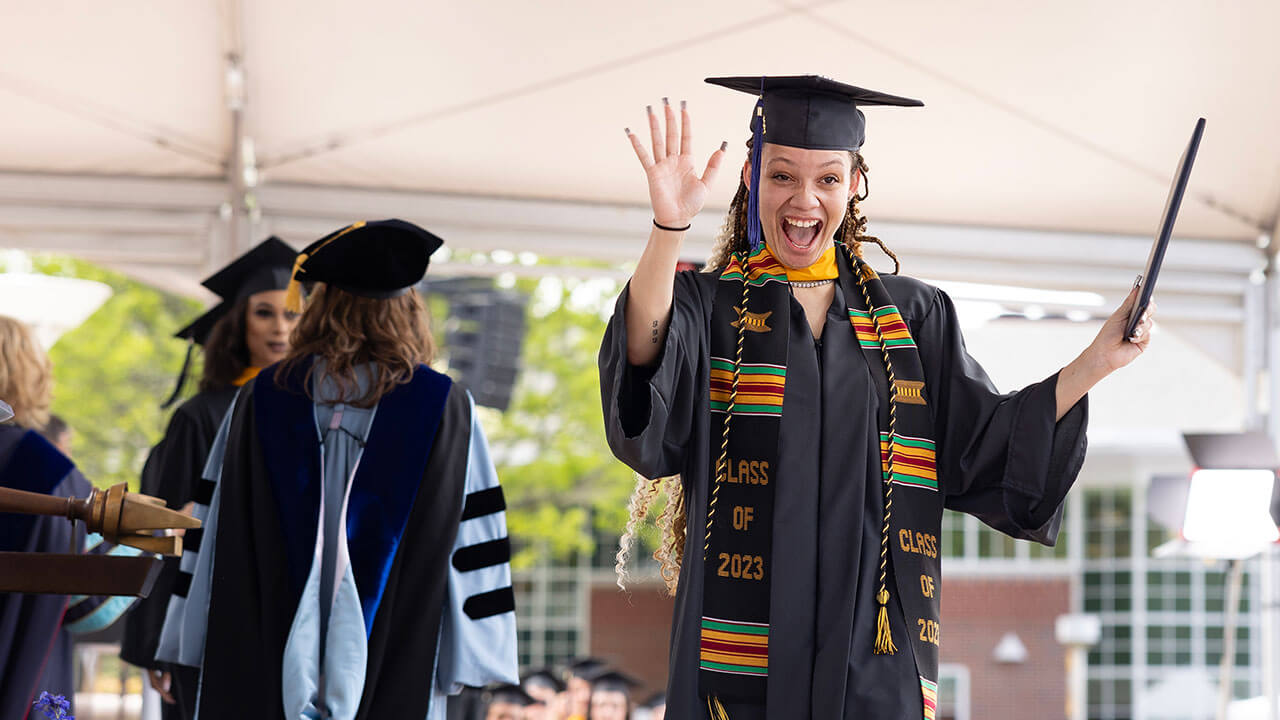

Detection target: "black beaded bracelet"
[653, 219, 691, 233]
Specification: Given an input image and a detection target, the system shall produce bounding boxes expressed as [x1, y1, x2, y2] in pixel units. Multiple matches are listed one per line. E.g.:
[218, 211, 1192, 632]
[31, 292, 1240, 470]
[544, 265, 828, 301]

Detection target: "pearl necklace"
[790, 278, 836, 288]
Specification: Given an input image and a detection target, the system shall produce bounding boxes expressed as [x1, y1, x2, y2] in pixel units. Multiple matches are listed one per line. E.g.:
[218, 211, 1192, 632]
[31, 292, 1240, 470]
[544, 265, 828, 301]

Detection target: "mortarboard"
[283, 219, 444, 313]
[522, 667, 567, 694]
[565, 657, 608, 680]
[485, 683, 537, 707]
[587, 668, 642, 697]
[705, 75, 922, 251]
[164, 237, 299, 408]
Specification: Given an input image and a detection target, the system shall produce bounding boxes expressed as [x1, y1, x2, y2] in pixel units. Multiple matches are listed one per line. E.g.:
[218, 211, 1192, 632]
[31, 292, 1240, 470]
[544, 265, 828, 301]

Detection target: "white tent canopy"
[0, 0, 1276, 424]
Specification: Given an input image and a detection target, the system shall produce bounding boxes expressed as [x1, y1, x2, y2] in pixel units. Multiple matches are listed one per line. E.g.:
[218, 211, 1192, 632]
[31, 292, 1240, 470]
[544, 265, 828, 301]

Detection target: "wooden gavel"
[0, 483, 201, 596]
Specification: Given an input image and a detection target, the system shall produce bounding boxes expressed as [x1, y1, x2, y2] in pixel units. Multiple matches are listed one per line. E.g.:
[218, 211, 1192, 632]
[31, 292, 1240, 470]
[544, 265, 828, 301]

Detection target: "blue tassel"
[746, 97, 765, 253]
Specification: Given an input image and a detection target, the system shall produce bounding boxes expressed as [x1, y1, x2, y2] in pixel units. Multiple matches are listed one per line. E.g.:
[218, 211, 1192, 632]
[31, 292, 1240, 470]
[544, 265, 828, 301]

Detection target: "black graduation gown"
[195, 367, 479, 719]
[598, 270, 1088, 720]
[119, 387, 235, 720]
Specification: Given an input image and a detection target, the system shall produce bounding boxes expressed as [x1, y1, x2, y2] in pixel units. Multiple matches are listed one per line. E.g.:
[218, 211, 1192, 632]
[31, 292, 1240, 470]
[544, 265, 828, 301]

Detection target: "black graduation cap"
[284, 219, 444, 312]
[706, 75, 922, 250]
[163, 237, 299, 408]
[522, 667, 567, 694]
[485, 684, 537, 707]
[565, 657, 608, 680]
[174, 236, 299, 347]
[587, 668, 642, 697]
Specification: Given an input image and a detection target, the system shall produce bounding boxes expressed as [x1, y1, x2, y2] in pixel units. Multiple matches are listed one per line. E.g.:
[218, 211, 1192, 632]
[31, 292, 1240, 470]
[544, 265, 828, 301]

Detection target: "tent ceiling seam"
[257, 0, 844, 170]
[0, 73, 225, 169]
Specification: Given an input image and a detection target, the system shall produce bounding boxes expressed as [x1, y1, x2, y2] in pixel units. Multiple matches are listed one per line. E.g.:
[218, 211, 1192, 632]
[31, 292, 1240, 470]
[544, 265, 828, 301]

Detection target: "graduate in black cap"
[602, 76, 1156, 718]
[586, 669, 640, 720]
[522, 667, 568, 719]
[157, 219, 518, 719]
[484, 684, 538, 720]
[563, 657, 607, 719]
[121, 235, 298, 720]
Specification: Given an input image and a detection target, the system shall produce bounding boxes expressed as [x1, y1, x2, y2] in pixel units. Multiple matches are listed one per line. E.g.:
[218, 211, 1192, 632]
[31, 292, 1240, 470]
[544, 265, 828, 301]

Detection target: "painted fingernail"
[624, 128, 631, 135]
[681, 99, 687, 110]
[646, 105, 653, 114]
[720, 141, 728, 152]
[663, 97, 670, 106]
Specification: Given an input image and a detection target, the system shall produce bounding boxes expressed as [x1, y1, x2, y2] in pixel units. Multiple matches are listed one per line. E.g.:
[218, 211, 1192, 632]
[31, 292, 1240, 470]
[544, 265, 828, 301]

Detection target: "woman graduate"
[600, 76, 1156, 719]
[121, 236, 299, 719]
[158, 220, 518, 719]
[0, 316, 138, 720]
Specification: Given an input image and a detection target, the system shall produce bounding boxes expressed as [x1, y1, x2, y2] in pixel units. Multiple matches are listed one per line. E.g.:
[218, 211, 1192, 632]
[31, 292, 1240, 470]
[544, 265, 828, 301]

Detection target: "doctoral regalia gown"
[119, 387, 235, 719]
[157, 359, 518, 719]
[0, 425, 138, 720]
[598, 256, 1089, 720]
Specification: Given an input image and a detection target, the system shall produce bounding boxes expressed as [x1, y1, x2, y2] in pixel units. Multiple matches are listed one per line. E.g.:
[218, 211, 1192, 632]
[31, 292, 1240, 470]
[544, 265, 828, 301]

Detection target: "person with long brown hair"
[0, 315, 138, 720]
[600, 76, 1156, 719]
[157, 220, 517, 720]
[121, 236, 299, 720]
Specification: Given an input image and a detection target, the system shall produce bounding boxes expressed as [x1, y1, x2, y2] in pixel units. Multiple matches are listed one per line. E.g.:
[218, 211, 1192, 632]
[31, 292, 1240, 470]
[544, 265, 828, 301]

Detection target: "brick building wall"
[940, 576, 1072, 719]
[590, 582, 674, 697]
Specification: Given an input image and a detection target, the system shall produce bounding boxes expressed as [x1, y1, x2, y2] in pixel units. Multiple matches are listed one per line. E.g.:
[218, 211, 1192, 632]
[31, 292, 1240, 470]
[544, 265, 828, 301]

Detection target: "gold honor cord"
[283, 220, 368, 313]
[845, 244, 900, 656]
[706, 251, 753, 559]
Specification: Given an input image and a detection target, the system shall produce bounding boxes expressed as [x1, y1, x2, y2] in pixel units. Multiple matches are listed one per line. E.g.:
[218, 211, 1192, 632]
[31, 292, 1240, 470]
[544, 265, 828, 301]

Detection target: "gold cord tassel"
[282, 253, 308, 313]
[707, 696, 731, 720]
[874, 588, 897, 655]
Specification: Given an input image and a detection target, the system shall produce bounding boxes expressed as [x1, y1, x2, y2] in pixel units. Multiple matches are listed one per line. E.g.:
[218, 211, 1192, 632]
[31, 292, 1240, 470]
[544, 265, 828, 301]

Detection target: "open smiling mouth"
[781, 217, 823, 250]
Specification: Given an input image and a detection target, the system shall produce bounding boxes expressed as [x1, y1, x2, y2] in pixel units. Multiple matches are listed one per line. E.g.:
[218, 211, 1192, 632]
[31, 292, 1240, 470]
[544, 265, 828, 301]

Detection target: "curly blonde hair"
[274, 284, 434, 408]
[0, 315, 52, 430]
[615, 148, 899, 595]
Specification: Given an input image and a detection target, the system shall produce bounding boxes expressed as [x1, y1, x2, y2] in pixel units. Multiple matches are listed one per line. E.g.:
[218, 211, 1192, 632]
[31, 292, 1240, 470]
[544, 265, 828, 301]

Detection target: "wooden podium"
[0, 483, 200, 597]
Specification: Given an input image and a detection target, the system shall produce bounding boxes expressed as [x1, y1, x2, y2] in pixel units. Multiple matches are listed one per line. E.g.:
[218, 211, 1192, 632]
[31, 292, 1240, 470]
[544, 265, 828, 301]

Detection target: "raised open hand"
[626, 98, 726, 229]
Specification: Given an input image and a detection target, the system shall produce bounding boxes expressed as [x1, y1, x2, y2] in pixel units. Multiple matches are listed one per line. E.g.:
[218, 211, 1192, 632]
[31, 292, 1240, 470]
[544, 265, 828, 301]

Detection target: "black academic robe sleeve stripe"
[460, 486, 506, 520]
[452, 537, 511, 572]
[463, 587, 516, 620]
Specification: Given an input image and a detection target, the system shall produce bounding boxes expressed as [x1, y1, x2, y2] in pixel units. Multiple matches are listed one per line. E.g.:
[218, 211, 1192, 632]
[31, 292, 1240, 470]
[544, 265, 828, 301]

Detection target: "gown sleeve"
[598, 272, 709, 479]
[120, 405, 212, 668]
[435, 391, 519, 695]
[918, 287, 1089, 544]
[155, 392, 240, 667]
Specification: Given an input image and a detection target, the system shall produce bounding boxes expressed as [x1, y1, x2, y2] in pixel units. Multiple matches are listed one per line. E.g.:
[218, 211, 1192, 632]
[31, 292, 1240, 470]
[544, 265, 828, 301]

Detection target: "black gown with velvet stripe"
[195, 370, 476, 719]
[598, 266, 1088, 720]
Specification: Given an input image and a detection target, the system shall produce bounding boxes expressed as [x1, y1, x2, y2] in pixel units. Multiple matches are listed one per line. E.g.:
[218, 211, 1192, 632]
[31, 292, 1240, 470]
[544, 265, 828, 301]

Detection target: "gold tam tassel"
[707, 696, 731, 720]
[874, 588, 897, 655]
[283, 252, 308, 313]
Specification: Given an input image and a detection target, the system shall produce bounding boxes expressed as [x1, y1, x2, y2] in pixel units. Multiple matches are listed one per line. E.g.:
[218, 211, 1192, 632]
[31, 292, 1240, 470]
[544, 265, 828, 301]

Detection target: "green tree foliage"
[31, 255, 201, 491]
[13, 252, 648, 568]
[473, 275, 641, 569]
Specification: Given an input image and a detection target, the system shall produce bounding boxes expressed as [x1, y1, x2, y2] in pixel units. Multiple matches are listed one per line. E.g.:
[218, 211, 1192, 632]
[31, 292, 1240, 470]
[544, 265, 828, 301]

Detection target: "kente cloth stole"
[700, 244, 941, 710]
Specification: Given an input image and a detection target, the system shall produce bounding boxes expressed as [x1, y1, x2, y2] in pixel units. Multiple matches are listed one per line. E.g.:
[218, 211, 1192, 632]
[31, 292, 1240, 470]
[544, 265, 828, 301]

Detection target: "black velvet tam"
[294, 219, 443, 299]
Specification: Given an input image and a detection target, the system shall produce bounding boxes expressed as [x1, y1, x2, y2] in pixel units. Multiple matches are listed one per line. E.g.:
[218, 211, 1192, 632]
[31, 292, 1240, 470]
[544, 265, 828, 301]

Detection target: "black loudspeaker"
[423, 277, 527, 412]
